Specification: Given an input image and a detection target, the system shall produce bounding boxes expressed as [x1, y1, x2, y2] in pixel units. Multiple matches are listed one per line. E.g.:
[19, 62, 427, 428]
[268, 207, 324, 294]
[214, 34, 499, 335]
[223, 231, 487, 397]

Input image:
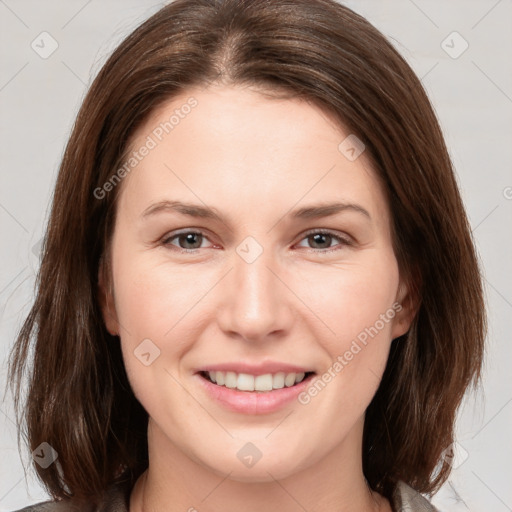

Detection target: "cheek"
[112, 254, 203, 340]
[109, 252, 192, 383]
[110, 249, 226, 391]
[323, 258, 399, 393]
[297, 251, 400, 343]
[293, 250, 400, 407]
[111, 256, 198, 409]
[289, 262, 400, 436]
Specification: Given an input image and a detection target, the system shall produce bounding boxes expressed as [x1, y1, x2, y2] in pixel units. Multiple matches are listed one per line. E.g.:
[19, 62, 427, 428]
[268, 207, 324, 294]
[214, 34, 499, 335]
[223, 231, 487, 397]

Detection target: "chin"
[214, 462, 301, 483]
[198, 443, 311, 483]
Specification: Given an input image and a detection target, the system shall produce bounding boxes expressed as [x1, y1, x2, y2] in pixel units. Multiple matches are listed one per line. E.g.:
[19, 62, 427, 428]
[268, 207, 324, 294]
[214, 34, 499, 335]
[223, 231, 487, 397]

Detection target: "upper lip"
[196, 361, 315, 376]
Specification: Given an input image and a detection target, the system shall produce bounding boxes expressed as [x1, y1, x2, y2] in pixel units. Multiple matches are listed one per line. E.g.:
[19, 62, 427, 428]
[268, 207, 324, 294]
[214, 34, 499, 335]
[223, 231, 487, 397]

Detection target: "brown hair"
[8, 0, 486, 505]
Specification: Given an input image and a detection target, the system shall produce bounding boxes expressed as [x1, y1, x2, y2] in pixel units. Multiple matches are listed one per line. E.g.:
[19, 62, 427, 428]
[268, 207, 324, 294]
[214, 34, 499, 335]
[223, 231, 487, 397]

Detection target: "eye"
[162, 230, 214, 251]
[160, 229, 352, 253]
[296, 230, 352, 252]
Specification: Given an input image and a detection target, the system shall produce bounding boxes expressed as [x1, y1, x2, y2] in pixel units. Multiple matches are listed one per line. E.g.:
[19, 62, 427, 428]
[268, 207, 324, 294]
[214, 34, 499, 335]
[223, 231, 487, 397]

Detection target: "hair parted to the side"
[7, 0, 485, 505]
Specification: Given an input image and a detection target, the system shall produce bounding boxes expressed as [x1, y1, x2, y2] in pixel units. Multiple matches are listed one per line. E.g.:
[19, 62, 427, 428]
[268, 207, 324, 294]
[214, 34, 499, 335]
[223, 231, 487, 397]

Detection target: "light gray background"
[1, 0, 511, 510]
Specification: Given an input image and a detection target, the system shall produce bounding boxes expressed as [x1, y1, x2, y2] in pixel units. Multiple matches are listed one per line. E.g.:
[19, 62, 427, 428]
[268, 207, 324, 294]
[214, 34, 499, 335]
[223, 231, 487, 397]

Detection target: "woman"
[8, 0, 486, 510]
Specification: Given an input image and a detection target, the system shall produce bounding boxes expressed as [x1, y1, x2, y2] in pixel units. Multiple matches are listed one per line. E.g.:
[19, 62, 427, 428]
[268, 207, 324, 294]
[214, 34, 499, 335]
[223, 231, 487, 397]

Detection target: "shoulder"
[11, 480, 131, 512]
[13, 479, 439, 512]
[10, 500, 87, 512]
[392, 481, 441, 512]
[11, 503, 82, 512]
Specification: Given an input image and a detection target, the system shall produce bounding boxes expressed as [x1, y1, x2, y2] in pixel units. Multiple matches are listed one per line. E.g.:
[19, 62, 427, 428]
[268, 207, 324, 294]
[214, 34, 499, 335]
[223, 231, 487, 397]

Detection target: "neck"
[130, 418, 390, 512]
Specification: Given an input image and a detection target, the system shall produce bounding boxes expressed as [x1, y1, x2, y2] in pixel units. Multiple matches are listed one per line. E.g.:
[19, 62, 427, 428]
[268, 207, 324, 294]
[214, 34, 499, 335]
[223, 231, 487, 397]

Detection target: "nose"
[216, 245, 295, 343]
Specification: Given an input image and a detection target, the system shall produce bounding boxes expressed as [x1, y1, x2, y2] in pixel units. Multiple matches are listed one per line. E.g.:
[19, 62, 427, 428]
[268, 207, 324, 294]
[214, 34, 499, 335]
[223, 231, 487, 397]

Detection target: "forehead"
[116, 84, 390, 230]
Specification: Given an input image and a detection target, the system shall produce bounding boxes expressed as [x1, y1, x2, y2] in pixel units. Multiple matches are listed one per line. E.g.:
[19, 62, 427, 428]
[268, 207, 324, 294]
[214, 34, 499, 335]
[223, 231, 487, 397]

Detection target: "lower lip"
[195, 372, 315, 415]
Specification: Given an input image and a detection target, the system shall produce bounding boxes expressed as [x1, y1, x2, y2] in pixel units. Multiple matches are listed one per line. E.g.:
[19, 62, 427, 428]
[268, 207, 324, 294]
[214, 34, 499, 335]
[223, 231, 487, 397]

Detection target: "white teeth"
[254, 374, 273, 391]
[203, 370, 309, 391]
[273, 372, 285, 389]
[237, 373, 254, 391]
[225, 371, 237, 389]
[284, 373, 296, 387]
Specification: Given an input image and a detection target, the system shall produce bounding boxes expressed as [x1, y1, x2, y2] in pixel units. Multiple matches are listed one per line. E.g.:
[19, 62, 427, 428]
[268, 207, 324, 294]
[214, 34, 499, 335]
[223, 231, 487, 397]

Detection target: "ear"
[98, 256, 119, 336]
[391, 277, 420, 340]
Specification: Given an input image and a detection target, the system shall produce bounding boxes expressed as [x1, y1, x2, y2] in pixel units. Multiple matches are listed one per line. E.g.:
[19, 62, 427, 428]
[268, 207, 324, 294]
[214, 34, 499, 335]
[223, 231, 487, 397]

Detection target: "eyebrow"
[141, 200, 371, 222]
[292, 202, 371, 220]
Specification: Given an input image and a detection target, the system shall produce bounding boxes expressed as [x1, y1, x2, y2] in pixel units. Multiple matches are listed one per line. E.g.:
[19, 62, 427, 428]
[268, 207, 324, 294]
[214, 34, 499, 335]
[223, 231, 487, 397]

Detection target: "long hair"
[8, 0, 486, 504]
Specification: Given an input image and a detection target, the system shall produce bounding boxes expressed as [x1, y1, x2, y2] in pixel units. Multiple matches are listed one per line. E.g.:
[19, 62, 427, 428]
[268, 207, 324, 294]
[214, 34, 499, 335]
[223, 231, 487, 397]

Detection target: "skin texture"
[99, 84, 414, 512]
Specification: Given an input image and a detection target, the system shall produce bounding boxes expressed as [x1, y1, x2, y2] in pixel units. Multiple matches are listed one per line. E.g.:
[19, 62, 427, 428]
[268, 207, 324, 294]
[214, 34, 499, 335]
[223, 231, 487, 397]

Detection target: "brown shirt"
[13, 480, 439, 512]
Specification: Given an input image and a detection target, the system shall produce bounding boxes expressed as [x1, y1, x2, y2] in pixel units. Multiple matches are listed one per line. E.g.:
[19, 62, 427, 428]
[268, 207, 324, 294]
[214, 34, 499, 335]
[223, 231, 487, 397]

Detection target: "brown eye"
[296, 230, 352, 252]
[307, 233, 333, 249]
[178, 232, 203, 249]
[163, 231, 209, 250]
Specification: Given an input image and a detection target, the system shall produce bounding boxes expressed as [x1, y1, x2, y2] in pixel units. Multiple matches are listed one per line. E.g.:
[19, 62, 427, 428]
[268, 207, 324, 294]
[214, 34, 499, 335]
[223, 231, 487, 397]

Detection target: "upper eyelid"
[299, 228, 352, 243]
[162, 228, 214, 241]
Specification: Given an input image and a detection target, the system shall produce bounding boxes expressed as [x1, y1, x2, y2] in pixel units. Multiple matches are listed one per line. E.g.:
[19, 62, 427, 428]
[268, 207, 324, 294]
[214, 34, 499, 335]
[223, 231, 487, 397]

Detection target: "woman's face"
[100, 84, 412, 481]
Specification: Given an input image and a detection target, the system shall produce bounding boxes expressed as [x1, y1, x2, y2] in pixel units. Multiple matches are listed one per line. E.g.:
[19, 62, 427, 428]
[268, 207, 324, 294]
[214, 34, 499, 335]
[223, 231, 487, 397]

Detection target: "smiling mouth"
[199, 370, 316, 392]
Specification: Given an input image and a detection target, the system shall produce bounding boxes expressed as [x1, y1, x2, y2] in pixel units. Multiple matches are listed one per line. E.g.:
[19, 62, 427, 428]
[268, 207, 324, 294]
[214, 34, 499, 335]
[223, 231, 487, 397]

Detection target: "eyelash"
[160, 229, 353, 254]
